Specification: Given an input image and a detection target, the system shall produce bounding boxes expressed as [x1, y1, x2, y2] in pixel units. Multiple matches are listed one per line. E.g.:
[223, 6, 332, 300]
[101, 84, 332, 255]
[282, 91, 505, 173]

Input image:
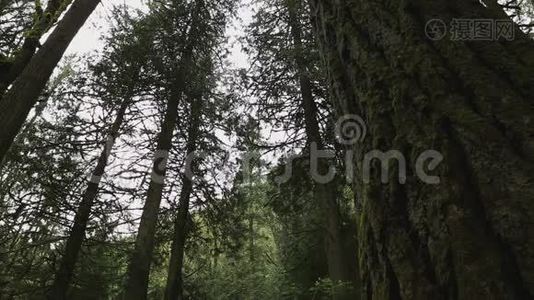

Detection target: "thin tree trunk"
[0, 0, 67, 97]
[287, 1, 358, 297]
[164, 97, 202, 300]
[0, 0, 100, 163]
[310, 0, 534, 298]
[123, 87, 181, 299]
[46, 91, 134, 300]
[249, 215, 254, 263]
[124, 3, 203, 297]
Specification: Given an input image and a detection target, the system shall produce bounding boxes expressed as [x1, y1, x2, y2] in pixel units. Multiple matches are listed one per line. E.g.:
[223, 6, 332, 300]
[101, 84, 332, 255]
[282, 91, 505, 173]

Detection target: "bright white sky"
[65, 0, 253, 68]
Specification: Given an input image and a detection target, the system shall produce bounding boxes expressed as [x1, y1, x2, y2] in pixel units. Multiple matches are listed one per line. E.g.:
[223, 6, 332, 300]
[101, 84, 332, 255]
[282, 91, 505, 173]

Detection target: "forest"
[0, 0, 534, 299]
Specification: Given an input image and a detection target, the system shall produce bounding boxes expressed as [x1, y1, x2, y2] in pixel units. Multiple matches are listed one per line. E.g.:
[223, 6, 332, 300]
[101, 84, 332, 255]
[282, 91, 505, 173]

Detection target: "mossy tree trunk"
[310, 0, 534, 298]
[287, 1, 359, 297]
[0, 0, 100, 163]
[0, 0, 68, 97]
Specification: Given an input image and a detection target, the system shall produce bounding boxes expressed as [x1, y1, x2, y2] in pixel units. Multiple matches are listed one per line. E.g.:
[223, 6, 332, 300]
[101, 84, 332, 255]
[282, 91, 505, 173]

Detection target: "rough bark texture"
[310, 0, 534, 299]
[0, 0, 100, 163]
[47, 95, 132, 300]
[287, 0, 359, 297]
[164, 97, 202, 300]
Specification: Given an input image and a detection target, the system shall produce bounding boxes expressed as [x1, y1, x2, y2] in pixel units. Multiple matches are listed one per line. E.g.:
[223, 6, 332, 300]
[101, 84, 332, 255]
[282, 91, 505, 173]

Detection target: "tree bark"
[310, 0, 534, 298]
[123, 86, 181, 299]
[164, 96, 202, 300]
[0, 0, 67, 97]
[287, 0, 359, 297]
[46, 90, 134, 300]
[0, 0, 100, 163]
[124, 2, 203, 297]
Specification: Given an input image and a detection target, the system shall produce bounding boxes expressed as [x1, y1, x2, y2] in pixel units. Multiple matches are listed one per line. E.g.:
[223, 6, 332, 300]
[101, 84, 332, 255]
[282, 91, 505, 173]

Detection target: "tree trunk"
[287, 0, 359, 297]
[46, 93, 133, 300]
[0, 0, 67, 97]
[124, 2, 203, 296]
[164, 97, 202, 300]
[0, 0, 99, 163]
[0, 94, 49, 170]
[310, 0, 534, 298]
[123, 87, 181, 299]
